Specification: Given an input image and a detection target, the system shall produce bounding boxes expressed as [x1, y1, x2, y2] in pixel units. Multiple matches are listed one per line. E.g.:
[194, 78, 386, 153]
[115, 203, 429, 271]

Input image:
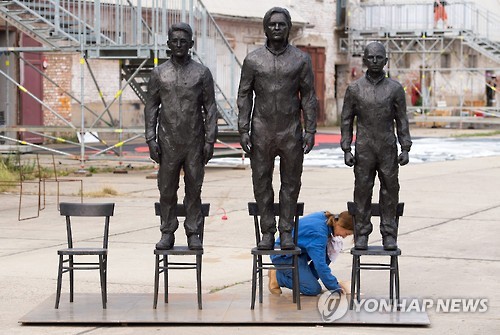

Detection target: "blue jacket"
[272, 211, 339, 291]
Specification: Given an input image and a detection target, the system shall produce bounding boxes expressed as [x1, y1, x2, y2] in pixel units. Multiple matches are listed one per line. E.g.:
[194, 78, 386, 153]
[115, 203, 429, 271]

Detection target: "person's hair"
[168, 22, 193, 41]
[263, 7, 292, 30]
[325, 211, 354, 231]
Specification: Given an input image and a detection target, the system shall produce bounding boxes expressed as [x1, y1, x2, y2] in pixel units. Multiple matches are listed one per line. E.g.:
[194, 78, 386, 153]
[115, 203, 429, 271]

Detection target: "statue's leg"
[182, 141, 204, 237]
[378, 147, 400, 242]
[277, 138, 303, 235]
[251, 140, 277, 236]
[158, 146, 182, 235]
[353, 146, 376, 246]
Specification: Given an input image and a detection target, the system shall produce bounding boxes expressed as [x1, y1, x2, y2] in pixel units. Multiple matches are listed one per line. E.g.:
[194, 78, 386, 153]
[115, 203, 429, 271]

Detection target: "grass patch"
[83, 186, 119, 198]
[209, 280, 249, 294]
[452, 130, 500, 138]
[0, 160, 19, 192]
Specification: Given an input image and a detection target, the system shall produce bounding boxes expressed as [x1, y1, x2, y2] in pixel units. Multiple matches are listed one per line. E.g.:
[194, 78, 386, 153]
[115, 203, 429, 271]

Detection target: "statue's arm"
[237, 58, 254, 135]
[144, 69, 161, 142]
[202, 68, 218, 145]
[299, 54, 318, 135]
[394, 85, 412, 152]
[340, 86, 355, 152]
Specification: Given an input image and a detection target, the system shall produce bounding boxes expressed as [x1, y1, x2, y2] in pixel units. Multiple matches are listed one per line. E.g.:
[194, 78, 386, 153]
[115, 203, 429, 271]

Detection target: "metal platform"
[19, 293, 430, 326]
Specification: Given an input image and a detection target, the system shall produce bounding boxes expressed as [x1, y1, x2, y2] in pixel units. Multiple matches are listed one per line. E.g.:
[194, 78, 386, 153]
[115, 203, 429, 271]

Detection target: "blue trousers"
[271, 254, 322, 296]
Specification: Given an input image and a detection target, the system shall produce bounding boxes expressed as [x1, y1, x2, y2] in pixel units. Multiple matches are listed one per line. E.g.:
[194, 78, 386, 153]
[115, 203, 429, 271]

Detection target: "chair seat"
[154, 246, 204, 256]
[251, 246, 301, 256]
[350, 246, 401, 256]
[58, 248, 107, 256]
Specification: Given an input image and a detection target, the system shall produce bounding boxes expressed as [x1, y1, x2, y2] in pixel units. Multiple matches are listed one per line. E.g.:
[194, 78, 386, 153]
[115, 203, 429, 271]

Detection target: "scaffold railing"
[0, 0, 242, 166]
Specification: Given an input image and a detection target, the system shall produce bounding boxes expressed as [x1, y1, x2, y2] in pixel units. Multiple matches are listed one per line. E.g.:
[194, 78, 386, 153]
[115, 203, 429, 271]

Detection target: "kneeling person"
[269, 211, 353, 296]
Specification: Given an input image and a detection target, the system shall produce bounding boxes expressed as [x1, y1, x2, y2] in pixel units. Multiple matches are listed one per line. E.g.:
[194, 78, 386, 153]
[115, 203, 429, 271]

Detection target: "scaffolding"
[0, 0, 241, 167]
[341, 1, 500, 127]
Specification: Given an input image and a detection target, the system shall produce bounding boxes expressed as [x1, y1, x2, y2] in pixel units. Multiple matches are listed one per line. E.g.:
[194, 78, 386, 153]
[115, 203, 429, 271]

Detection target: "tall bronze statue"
[238, 7, 318, 250]
[144, 22, 218, 250]
[341, 42, 412, 251]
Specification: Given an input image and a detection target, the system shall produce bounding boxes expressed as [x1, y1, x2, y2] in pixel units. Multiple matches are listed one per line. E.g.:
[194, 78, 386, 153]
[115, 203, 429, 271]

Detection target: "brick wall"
[42, 53, 72, 126]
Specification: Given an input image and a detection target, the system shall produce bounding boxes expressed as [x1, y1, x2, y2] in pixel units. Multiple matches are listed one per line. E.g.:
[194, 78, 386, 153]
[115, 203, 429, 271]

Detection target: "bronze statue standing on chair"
[341, 42, 412, 251]
[237, 7, 318, 250]
[144, 23, 218, 250]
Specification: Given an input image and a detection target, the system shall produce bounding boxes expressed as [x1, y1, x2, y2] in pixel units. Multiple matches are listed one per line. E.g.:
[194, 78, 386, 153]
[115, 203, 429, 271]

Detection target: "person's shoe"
[354, 235, 368, 250]
[257, 233, 275, 250]
[187, 235, 203, 250]
[268, 269, 282, 295]
[280, 232, 295, 250]
[383, 236, 397, 250]
[156, 233, 175, 250]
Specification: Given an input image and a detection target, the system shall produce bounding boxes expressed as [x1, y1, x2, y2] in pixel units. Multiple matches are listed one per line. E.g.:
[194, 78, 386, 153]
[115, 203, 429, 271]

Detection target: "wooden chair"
[248, 202, 304, 310]
[153, 203, 210, 310]
[55, 202, 115, 309]
[348, 201, 404, 310]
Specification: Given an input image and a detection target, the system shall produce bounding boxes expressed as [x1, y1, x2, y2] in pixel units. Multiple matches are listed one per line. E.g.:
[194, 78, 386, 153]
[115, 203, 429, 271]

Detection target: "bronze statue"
[341, 42, 412, 251]
[237, 7, 318, 250]
[144, 22, 218, 250]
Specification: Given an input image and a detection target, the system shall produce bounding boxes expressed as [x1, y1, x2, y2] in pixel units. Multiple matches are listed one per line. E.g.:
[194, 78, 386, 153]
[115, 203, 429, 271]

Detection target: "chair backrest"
[154, 203, 210, 243]
[347, 202, 404, 217]
[59, 202, 115, 249]
[247, 202, 305, 246]
[347, 202, 404, 236]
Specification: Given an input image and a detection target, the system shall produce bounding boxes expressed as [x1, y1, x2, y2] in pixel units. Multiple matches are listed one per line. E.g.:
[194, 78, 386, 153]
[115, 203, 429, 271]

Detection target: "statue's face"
[363, 44, 387, 74]
[265, 12, 289, 43]
[167, 30, 193, 59]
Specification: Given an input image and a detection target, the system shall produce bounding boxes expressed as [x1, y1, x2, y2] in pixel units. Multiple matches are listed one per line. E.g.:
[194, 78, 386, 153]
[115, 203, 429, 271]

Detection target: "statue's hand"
[147, 140, 161, 164]
[240, 132, 252, 154]
[344, 151, 355, 167]
[303, 132, 315, 154]
[398, 150, 409, 166]
[203, 142, 214, 165]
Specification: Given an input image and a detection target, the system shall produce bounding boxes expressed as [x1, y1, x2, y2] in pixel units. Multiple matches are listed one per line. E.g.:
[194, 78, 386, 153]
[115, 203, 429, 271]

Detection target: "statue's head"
[263, 7, 292, 44]
[363, 42, 388, 74]
[167, 22, 194, 59]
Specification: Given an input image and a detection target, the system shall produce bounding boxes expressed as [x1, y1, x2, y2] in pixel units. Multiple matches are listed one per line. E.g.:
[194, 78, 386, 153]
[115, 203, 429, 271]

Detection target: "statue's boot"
[257, 233, 275, 250]
[354, 235, 368, 250]
[280, 232, 295, 250]
[383, 236, 397, 250]
[156, 233, 175, 250]
[187, 234, 203, 250]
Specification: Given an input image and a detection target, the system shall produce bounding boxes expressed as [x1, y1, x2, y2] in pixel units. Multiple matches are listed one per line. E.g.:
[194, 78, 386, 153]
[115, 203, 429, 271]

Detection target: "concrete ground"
[0, 127, 499, 334]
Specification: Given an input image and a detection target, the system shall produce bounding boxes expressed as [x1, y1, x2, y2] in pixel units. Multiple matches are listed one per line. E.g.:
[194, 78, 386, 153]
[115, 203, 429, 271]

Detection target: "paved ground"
[0, 127, 499, 334]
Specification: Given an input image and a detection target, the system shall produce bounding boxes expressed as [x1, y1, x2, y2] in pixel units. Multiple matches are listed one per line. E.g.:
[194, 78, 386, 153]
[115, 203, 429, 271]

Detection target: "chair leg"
[99, 255, 106, 309]
[164, 255, 168, 304]
[356, 256, 361, 304]
[293, 255, 301, 310]
[257, 255, 263, 304]
[389, 256, 395, 305]
[69, 255, 74, 303]
[153, 254, 160, 309]
[55, 254, 63, 309]
[251, 254, 257, 310]
[196, 254, 202, 310]
[349, 255, 356, 310]
[395, 256, 401, 310]
[103, 256, 108, 304]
